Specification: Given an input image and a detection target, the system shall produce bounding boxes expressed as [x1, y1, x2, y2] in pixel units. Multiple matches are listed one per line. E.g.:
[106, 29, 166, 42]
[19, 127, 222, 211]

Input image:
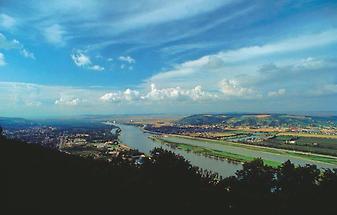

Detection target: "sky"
[0, 0, 337, 117]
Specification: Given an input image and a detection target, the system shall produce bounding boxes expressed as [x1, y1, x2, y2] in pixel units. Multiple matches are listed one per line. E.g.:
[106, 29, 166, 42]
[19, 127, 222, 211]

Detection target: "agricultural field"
[261, 135, 337, 156]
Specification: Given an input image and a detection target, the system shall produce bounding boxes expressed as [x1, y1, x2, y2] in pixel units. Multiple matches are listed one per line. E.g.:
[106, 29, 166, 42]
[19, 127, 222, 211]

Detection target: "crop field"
[278, 132, 337, 139]
[261, 135, 337, 156]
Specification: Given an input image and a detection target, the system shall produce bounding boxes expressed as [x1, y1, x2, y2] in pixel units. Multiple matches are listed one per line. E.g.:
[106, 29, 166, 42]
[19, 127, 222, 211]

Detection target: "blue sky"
[0, 0, 337, 117]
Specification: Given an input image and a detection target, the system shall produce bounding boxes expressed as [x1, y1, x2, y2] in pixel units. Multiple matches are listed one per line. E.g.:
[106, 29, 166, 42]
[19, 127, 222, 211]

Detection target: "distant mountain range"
[0, 117, 38, 128]
[0, 116, 109, 129]
[176, 113, 337, 127]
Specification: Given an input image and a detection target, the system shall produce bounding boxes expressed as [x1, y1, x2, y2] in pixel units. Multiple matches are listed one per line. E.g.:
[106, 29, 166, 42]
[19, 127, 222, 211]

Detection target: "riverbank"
[150, 136, 281, 167]
[150, 134, 337, 167]
[117, 123, 242, 177]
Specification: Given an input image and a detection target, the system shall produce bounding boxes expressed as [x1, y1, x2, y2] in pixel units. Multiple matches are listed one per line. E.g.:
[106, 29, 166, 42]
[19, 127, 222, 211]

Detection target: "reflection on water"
[117, 124, 241, 177]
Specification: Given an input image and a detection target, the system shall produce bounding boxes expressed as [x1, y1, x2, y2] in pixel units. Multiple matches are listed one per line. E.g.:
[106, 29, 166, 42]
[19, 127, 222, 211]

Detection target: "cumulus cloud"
[43, 24, 65, 45]
[0, 14, 16, 29]
[218, 79, 257, 98]
[71, 50, 105, 71]
[100, 89, 140, 103]
[71, 51, 91, 66]
[144, 84, 217, 101]
[100, 84, 218, 103]
[0, 52, 6, 66]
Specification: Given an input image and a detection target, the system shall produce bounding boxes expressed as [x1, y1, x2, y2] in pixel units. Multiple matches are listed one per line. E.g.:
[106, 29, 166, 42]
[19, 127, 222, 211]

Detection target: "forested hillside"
[1, 130, 336, 214]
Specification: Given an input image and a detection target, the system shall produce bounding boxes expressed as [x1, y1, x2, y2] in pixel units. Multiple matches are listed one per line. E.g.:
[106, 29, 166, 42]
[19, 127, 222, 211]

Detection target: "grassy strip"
[168, 134, 287, 154]
[151, 136, 281, 168]
[277, 132, 337, 139]
[159, 135, 337, 166]
[286, 152, 337, 166]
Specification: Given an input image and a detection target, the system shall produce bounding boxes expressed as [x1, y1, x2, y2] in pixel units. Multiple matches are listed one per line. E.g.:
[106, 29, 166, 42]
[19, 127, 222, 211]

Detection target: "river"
[117, 124, 336, 177]
[117, 124, 241, 177]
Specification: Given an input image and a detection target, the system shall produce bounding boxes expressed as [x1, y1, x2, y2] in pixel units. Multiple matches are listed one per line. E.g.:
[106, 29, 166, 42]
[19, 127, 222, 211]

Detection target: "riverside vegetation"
[1, 128, 337, 214]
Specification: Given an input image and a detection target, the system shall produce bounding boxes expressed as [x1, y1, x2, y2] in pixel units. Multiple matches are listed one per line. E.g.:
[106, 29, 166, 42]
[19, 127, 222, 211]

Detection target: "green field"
[151, 134, 337, 167]
[278, 132, 337, 139]
[262, 135, 337, 156]
[151, 136, 281, 167]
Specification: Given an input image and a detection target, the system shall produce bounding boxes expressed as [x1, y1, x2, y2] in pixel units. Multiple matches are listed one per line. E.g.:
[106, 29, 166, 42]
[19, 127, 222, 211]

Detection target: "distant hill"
[0, 117, 38, 128]
[0, 116, 114, 129]
[176, 113, 337, 127]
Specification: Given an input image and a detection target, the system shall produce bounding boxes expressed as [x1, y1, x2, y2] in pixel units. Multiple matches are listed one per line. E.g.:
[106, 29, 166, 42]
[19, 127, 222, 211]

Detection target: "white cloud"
[148, 29, 337, 86]
[143, 84, 218, 101]
[0, 33, 21, 49]
[218, 79, 257, 98]
[20, 49, 35, 59]
[294, 57, 324, 70]
[55, 97, 80, 106]
[144, 84, 218, 101]
[43, 24, 65, 45]
[71, 50, 105, 71]
[100, 84, 217, 103]
[100, 89, 140, 103]
[90, 65, 105, 71]
[71, 51, 91, 66]
[115, 0, 234, 32]
[268, 89, 286, 97]
[0, 14, 16, 29]
[216, 29, 337, 64]
[0, 52, 6, 66]
[118, 55, 135, 64]
[100, 92, 120, 102]
[0, 33, 35, 59]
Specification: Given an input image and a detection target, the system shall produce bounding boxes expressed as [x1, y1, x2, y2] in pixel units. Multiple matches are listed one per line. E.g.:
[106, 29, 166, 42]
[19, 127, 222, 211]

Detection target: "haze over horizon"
[1, 0, 337, 117]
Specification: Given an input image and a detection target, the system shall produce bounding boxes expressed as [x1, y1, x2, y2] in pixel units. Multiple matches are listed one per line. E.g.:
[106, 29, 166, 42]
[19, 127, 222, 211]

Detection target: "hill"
[176, 113, 337, 127]
[1, 132, 337, 214]
[0, 117, 38, 128]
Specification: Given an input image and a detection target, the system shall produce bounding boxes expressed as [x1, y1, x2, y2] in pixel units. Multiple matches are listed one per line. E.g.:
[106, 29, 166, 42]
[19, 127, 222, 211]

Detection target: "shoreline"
[150, 133, 337, 167]
[149, 135, 281, 167]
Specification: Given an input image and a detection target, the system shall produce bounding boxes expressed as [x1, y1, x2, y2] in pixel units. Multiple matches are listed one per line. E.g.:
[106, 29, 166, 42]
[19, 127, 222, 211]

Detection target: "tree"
[0, 126, 3, 138]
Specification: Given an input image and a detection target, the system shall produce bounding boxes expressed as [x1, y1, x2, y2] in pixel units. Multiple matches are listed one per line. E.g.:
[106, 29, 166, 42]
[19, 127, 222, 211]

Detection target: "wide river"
[117, 124, 336, 177]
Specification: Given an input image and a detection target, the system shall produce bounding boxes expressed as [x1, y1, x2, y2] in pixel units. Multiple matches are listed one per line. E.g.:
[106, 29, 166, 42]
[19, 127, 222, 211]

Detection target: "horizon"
[2, 110, 337, 120]
[1, 1, 337, 117]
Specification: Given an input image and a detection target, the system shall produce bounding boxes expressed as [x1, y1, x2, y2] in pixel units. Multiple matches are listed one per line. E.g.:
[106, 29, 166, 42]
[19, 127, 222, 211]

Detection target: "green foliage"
[1, 137, 337, 214]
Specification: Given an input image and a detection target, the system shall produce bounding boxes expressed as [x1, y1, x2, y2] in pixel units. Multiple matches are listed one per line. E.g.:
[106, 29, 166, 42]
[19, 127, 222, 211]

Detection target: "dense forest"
[1, 128, 336, 214]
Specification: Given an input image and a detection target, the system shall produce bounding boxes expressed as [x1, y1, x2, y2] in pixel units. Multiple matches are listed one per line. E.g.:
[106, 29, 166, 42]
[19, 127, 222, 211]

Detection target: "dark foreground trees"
[1, 134, 336, 214]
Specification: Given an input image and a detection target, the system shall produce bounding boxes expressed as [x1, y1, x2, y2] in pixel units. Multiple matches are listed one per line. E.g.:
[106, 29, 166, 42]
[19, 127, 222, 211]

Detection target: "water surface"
[117, 124, 336, 177]
[118, 124, 241, 177]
